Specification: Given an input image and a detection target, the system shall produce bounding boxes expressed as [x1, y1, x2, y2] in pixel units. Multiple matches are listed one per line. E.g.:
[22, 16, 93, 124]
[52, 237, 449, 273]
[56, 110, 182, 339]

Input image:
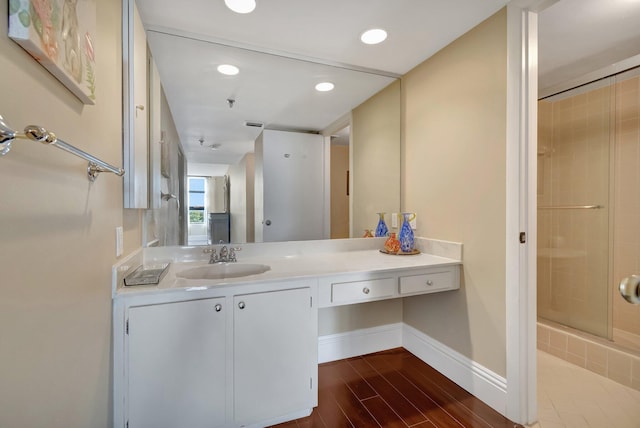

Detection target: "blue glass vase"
[399, 213, 415, 252]
[374, 212, 389, 237]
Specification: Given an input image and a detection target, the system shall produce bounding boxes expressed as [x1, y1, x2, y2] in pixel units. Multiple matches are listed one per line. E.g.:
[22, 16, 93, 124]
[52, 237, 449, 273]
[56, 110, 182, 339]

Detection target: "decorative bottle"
[384, 232, 400, 254]
[398, 213, 415, 252]
[374, 212, 389, 237]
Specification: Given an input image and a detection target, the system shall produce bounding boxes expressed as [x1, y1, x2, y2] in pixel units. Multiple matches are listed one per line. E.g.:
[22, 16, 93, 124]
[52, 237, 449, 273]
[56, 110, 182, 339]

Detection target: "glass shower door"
[611, 68, 640, 352]
[537, 79, 612, 338]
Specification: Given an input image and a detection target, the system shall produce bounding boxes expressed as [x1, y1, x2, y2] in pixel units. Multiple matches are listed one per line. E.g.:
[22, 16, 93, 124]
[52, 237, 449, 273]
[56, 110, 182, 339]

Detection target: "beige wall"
[206, 177, 227, 213]
[330, 144, 349, 239]
[0, 1, 135, 428]
[352, 79, 401, 236]
[319, 300, 403, 336]
[229, 153, 255, 243]
[401, 9, 508, 376]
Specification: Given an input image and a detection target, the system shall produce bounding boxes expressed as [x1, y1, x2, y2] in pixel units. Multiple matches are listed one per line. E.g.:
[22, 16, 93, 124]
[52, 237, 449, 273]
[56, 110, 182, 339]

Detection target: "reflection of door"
[330, 142, 350, 239]
[255, 130, 325, 242]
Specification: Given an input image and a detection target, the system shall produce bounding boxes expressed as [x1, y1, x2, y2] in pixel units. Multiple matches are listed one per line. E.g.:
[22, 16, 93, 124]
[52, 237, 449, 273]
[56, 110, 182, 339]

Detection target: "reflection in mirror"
[125, 0, 401, 246]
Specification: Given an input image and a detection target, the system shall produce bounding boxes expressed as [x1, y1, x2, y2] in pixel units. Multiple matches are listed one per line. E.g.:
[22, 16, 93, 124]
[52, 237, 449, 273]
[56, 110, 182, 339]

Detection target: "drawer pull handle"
[214, 304, 222, 312]
[238, 301, 246, 309]
[426, 280, 434, 286]
[363, 287, 370, 294]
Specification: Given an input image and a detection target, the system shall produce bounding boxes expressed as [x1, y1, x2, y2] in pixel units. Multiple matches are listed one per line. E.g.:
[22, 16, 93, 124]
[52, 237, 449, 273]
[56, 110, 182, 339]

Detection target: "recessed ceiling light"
[315, 82, 335, 92]
[217, 64, 239, 76]
[360, 28, 387, 45]
[224, 0, 256, 14]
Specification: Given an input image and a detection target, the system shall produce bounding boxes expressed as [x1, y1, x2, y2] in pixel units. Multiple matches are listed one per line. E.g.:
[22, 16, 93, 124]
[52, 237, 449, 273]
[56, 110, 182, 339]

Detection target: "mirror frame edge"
[122, 0, 150, 209]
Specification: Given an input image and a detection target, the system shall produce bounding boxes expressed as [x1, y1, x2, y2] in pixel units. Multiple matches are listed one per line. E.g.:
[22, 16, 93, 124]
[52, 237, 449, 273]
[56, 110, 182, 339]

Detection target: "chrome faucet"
[204, 245, 241, 263]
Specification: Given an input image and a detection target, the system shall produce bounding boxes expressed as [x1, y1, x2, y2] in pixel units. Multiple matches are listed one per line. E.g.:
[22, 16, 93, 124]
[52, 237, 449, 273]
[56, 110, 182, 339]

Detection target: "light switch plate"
[391, 213, 398, 228]
[410, 214, 417, 230]
[116, 226, 124, 257]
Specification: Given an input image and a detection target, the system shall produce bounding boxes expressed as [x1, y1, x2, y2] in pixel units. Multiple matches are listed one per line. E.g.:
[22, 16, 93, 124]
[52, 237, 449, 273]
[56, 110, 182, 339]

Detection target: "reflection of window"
[188, 177, 206, 224]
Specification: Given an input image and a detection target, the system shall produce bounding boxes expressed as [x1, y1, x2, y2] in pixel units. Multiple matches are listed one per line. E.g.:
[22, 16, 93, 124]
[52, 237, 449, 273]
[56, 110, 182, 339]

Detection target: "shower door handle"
[619, 275, 640, 304]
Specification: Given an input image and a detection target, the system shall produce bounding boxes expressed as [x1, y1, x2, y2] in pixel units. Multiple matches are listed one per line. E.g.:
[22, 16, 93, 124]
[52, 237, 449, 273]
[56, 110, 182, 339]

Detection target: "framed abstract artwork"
[8, 0, 97, 104]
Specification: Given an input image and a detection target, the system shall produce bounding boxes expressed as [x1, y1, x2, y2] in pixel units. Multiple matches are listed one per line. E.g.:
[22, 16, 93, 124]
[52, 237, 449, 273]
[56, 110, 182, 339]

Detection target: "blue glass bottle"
[399, 213, 415, 252]
[374, 212, 389, 237]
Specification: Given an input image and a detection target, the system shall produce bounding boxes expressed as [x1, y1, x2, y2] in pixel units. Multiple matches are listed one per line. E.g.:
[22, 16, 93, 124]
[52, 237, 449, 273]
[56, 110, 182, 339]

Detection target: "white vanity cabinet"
[233, 287, 316, 425]
[116, 280, 318, 428]
[126, 297, 227, 428]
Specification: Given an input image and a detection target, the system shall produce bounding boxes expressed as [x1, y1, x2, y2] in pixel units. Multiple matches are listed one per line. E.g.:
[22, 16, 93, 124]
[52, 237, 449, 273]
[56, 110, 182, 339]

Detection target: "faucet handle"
[229, 247, 241, 262]
[204, 247, 219, 263]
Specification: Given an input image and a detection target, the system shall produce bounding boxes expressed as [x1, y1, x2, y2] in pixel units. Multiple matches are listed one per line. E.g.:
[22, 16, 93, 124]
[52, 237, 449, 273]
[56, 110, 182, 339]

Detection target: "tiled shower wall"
[538, 70, 640, 357]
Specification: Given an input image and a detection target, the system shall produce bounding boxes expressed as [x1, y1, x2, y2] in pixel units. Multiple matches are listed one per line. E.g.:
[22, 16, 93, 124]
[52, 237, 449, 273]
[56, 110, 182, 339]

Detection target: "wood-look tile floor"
[271, 348, 522, 428]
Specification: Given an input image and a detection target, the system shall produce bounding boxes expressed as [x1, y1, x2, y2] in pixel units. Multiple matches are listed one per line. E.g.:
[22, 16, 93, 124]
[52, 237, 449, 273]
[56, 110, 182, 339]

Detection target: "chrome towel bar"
[0, 115, 125, 182]
[538, 205, 603, 210]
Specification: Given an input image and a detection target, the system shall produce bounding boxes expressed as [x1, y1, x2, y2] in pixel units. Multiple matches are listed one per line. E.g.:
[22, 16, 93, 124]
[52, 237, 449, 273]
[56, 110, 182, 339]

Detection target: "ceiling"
[134, 0, 640, 174]
[538, 0, 640, 93]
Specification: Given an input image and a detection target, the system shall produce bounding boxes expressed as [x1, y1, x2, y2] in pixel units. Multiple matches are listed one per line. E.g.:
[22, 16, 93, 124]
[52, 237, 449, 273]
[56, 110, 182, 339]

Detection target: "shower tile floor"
[533, 350, 640, 427]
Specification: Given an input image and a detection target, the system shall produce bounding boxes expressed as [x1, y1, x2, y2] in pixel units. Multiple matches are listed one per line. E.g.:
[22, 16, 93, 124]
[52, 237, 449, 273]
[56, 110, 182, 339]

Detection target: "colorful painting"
[8, 0, 97, 104]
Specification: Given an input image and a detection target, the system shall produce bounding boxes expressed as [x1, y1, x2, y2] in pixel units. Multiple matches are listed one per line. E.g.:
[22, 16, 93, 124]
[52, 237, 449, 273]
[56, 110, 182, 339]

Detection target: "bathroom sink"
[176, 263, 271, 280]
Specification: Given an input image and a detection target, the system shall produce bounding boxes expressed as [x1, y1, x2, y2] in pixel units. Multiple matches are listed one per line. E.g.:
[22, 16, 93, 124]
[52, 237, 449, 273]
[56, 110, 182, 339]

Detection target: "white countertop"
[113, 237, 462, 297]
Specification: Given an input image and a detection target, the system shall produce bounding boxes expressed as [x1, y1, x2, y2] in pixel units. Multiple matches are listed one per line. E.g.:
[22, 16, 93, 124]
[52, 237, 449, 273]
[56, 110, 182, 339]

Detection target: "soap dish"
[124, 263, 170, 286]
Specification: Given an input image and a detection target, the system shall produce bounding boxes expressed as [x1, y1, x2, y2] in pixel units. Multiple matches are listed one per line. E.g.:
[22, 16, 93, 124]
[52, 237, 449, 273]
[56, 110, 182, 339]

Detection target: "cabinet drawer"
[399, 270, 456, 295]
[331, 277, 396, 304]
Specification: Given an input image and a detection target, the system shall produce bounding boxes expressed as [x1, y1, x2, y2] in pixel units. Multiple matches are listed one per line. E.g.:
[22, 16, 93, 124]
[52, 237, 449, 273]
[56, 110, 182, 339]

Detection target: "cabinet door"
[127, 298, 226, 428]
[234, 287, 315, 424]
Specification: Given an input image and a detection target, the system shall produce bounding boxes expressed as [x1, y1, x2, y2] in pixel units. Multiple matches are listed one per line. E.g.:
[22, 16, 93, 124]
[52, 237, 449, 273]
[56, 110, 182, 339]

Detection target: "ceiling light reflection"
[361, 28, 388, 45]
[315, 82, 335, 92]
[217, 64, 240, 75]
[224, 0, 256, 14]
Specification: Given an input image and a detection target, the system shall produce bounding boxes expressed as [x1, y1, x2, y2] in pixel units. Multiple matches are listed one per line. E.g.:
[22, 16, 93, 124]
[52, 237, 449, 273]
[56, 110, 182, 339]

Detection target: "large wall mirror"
[123, 0, 401, 246]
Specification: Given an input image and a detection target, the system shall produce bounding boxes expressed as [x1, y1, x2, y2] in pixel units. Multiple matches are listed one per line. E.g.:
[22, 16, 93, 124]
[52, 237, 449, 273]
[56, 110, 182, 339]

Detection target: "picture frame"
[8, 0, 97, 104]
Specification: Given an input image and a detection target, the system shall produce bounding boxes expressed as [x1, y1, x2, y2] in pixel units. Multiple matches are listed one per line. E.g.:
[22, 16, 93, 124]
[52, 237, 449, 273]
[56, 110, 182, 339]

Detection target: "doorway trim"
[505, 0, 554, 423]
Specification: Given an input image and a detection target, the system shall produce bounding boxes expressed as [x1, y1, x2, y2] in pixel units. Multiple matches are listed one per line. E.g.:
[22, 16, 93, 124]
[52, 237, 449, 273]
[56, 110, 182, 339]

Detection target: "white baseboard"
[318, 323, 403, 363]
[402, 324, 507, 415]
